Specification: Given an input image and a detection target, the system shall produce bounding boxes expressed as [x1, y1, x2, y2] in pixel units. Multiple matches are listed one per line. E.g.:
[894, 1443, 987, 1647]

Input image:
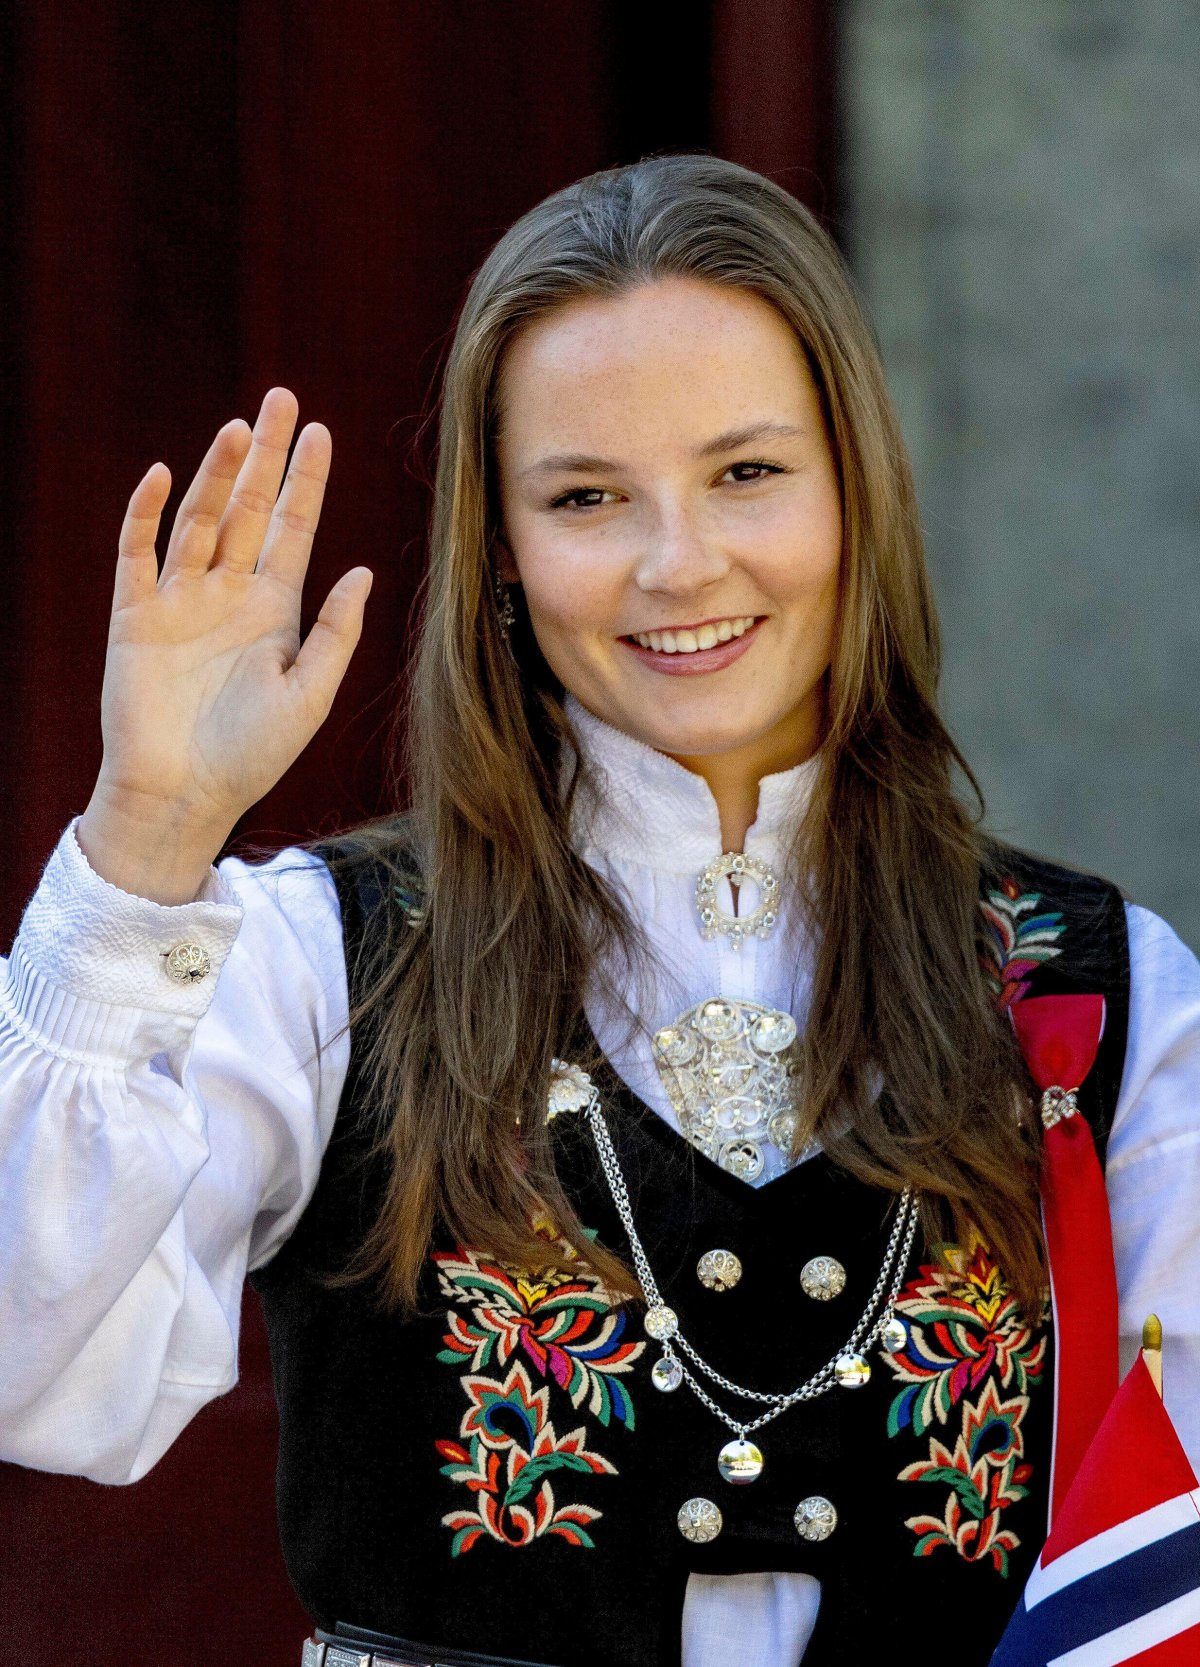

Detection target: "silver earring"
[494, 573, 516, 640]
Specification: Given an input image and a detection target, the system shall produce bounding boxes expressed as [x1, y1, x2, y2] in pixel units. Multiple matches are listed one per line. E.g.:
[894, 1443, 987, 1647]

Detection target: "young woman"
[2, 154, 1198, 1667]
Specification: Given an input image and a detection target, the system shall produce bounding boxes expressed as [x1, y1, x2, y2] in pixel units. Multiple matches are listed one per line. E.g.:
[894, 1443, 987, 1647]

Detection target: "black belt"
[304, 1623, 563, 1667]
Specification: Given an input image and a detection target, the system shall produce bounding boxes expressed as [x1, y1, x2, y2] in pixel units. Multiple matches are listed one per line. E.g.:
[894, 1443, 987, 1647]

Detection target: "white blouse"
[2, 694, 1199, 1667]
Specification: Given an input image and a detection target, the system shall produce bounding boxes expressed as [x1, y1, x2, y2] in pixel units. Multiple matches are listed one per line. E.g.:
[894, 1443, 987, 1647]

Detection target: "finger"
[285, 567, 373, 723]
[254, 422, 332, 592]
[113, 462, 172, 611]
[162, 419, 253, 576]
[211, 386, 299, 575]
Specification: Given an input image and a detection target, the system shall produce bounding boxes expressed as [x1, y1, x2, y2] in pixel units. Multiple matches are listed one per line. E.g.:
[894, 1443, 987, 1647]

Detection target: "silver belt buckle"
[323, 1650, 373, 1667]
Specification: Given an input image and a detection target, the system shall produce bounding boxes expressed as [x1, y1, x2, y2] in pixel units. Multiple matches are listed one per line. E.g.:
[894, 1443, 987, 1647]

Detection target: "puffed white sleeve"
[0, 813, 350, 1484]
[1107, 902, 1200, 1469]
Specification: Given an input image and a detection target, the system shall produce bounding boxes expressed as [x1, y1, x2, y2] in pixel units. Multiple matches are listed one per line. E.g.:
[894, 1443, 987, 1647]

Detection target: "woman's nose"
[633, 508, 731, 595]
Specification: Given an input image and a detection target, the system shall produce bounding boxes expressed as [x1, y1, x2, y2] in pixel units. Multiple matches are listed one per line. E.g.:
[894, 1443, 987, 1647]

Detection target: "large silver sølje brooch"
[653, 997, 814, 1181]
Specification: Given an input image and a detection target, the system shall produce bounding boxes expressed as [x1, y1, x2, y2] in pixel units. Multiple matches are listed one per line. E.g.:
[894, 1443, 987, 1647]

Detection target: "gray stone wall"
[841, 2, 1199, 950]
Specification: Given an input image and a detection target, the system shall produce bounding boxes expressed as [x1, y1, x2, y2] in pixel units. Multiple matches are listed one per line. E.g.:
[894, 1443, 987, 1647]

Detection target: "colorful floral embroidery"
[433, 1236, 644, 1553]
[980, 878, 1066, 1008]
[433, 1245, 643, 1427]
[437, 1361, 616, 1554]
[886, 1235, 1049, 1577]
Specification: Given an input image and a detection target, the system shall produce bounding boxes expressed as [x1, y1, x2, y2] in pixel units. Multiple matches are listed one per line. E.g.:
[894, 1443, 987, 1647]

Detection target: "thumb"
[287, 566, 373, 720]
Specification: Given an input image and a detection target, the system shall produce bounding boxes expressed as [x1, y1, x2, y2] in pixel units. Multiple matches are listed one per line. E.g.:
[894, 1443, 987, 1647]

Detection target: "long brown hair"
[275, 154, 1043, 1317]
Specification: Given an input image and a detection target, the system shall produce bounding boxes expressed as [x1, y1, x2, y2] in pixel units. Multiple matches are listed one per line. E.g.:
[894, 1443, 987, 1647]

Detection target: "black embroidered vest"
[249, 840, 1130, 1667]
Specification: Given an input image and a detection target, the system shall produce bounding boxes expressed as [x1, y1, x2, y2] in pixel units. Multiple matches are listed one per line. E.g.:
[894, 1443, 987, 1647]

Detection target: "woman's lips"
[619, 616, 764, 675]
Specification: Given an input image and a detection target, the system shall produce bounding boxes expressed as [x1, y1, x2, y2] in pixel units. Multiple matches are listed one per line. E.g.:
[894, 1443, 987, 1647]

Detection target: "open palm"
[95, 387, 373, 835]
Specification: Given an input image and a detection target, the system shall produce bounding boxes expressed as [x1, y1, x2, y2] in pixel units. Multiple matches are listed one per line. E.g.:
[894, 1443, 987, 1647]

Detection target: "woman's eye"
[725, 459, 786, 483]
[548, 487, 615, 510]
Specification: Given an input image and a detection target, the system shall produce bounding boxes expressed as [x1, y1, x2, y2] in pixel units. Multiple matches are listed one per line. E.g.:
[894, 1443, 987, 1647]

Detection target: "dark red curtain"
[1, 4, 838, 1660]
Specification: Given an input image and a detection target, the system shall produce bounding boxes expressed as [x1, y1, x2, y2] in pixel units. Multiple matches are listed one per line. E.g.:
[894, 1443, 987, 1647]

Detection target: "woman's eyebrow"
[518, 419, 809, 480]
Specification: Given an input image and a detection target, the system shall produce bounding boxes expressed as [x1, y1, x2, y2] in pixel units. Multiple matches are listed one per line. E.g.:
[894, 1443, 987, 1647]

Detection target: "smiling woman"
[4, 152, 1198, 1667]
[493, 278, 843, 843]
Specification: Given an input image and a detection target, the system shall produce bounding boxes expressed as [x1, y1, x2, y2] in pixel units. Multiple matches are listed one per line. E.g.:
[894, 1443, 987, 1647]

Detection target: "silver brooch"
[653, 997, 816, 1180]
[546, 1060, 597, 1122]
[694, 851, 780, 947]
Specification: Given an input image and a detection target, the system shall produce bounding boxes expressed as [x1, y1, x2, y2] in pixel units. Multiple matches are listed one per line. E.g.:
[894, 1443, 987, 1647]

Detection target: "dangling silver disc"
[717, 1437, 764, 1484]
[644, 1304, 679, 1341]
[834, 1350, 871, 1389]
[652, 1353, 683, 1392]
[794, 1495, 838, 1541]
[677, 1497, 723, 1542]
[881, 1316, 908, 1354]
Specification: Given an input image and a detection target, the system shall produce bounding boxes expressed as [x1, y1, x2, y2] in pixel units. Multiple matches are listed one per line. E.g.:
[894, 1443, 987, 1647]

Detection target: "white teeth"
[631, 616, 757, 654]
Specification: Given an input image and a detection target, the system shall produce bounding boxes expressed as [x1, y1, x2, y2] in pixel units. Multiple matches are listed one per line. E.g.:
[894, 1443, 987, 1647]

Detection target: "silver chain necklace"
[550, 1061, 921, 1487]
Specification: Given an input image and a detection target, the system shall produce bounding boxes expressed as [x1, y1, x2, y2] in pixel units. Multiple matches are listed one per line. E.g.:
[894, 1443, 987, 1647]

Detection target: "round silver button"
[163, 942, 211, 983]
[800, 1255, 846, 1300]
[678, 1497, 723, 1543]
[794, 1495, 838, 1541]
[697, 1249, 743, 1291]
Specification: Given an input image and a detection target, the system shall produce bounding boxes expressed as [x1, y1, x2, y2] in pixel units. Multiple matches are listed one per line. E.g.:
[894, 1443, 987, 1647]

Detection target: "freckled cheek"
[521, 561, 629, 659]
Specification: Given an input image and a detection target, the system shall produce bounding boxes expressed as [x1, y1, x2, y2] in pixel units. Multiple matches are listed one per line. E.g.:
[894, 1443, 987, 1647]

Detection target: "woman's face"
[493, 275, 843, 772]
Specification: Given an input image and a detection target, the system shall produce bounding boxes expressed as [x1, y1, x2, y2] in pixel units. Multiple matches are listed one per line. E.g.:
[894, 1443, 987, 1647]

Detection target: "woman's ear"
[494, 531, 521, 584]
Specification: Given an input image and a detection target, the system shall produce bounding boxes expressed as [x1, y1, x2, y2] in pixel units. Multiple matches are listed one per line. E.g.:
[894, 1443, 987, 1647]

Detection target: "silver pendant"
[881, 1315, 908, 1354]
[644, 1304, 679, 1341]
[652, 1353, 683, 1392]
[696, 1248, 743, 1291]
[717, 1139, 765, 1182]
[794, 1495, 838, 1541]
[694, 851, 780, 947]
[717, 1437, 764, 1484]
[800, 1255, 846, 1301]
[677, 1497, 723, 1543]
[834, 1351, 871, 1388]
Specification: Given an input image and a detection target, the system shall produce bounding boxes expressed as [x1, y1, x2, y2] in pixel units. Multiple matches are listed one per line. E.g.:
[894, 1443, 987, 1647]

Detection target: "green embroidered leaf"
[912, 1532, 946, 1558]
[504, 1451, 593, 1509]
[918, 1466, 987, 1519]
[450, 1524, 480, 1558]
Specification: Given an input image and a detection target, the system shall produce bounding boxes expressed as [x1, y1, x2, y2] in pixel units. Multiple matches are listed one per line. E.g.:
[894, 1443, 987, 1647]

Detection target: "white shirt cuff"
[1, 816, 245, 1060]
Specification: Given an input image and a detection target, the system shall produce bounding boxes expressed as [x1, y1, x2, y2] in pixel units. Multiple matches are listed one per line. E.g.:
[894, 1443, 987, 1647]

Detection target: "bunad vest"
[249, 836, 1130, 1667]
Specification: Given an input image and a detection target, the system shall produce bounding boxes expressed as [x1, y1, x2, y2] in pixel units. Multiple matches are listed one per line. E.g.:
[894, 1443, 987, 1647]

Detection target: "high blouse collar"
[562, 691, 822, 876]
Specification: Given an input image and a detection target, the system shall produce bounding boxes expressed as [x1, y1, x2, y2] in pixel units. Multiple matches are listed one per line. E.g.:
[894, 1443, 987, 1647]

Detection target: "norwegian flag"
[990, 1352, 1200, 1665]
[991, 994, 1200, 1664]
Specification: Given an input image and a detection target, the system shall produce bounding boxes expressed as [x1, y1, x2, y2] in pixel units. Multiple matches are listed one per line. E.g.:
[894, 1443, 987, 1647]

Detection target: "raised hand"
[77, 387, 373, 902]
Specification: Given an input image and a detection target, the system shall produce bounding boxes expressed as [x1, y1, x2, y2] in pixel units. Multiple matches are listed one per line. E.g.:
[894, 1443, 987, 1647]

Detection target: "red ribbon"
[1009, 993, 1118, 1526]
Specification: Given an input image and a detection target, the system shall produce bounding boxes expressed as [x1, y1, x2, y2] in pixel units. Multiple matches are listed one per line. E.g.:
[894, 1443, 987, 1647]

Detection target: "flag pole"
[1141, 1312, 1163, 1398]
